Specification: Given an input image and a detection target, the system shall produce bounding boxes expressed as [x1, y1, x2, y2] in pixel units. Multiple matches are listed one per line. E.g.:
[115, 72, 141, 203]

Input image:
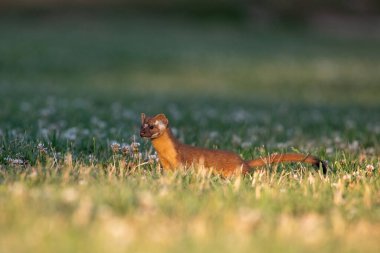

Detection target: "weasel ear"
[140, 113, 146, 125]
[154, 113, 169, 126]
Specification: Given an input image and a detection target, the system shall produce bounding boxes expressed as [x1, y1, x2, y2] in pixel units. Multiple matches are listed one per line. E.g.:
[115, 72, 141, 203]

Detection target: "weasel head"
[140, 113, 169, 139]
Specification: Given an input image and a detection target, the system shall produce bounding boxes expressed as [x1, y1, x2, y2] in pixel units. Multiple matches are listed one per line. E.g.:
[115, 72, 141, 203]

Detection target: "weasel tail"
[247, 153, 328, 174]
[140, 113, 328, 177]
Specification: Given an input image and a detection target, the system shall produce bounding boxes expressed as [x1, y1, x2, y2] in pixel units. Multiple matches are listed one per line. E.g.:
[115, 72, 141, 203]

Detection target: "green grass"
[0, 14, 380, 253]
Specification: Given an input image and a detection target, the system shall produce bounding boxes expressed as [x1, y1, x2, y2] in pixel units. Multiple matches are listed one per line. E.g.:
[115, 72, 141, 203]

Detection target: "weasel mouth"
[140, 131, 148, 138]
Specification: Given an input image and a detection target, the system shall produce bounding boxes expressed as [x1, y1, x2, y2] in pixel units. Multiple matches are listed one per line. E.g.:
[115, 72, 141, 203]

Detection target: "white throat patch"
[151, 132, 160, 138]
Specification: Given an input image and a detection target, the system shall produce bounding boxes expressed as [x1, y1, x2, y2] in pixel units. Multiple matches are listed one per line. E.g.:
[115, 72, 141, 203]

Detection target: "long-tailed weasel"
[140, 113, 328, 177]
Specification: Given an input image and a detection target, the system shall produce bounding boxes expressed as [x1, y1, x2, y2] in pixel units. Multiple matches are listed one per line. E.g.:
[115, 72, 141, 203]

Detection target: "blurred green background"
[1, 0, 380, 106]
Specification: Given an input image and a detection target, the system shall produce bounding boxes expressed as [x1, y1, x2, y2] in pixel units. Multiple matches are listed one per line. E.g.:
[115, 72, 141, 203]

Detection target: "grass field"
[1, 14, 380, 253]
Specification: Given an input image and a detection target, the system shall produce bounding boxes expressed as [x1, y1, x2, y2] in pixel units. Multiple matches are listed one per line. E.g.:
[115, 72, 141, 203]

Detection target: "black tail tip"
[317, 160, 329, 174]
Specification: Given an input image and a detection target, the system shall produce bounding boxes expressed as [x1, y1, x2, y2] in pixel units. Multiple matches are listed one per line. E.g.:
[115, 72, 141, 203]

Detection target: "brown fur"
[140, 113, 327, 176]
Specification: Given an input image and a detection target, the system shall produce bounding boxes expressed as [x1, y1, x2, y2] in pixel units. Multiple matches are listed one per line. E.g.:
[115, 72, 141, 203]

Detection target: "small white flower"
[148, 154, 157, 160]
[130, 142, 140, 154]
[130, 142, 140, 148]
[62, 127, 78, 141]
[147, 154, 159, 164]
[110, 142, 120, 153]
[366, 164, 374, 173]
[121, 144, 131, 155]
[88, 154, 97, 163]
[352, 171, 363, 180]
[37, 143, 47, 154]
[5, 157, 25, 165]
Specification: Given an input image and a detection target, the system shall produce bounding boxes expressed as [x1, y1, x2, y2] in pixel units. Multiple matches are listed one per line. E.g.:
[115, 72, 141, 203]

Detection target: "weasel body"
[140, 113, 327, 177]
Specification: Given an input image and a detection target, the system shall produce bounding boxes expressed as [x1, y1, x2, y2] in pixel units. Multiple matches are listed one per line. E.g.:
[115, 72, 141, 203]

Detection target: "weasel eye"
[149, 125, 154, 130]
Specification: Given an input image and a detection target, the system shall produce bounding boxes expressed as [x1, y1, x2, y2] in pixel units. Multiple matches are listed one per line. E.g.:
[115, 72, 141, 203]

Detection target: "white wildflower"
[121, 144, 131, 155]
[110, 141, 120, 153]
[62, 127, 78, 141]
[366, 164, 374, 173]
[130, 141, 140, 154]
[352, 171, 363, 180]
[148, 153, 159, 164]
[37, 142, 47, 154]
[5, 157, 25, 165]
[88, 154, 97, 163]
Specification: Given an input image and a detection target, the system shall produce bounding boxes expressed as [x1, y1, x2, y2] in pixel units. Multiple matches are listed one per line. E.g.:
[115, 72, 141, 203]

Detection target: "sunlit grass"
[1, 154, 379, 253]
